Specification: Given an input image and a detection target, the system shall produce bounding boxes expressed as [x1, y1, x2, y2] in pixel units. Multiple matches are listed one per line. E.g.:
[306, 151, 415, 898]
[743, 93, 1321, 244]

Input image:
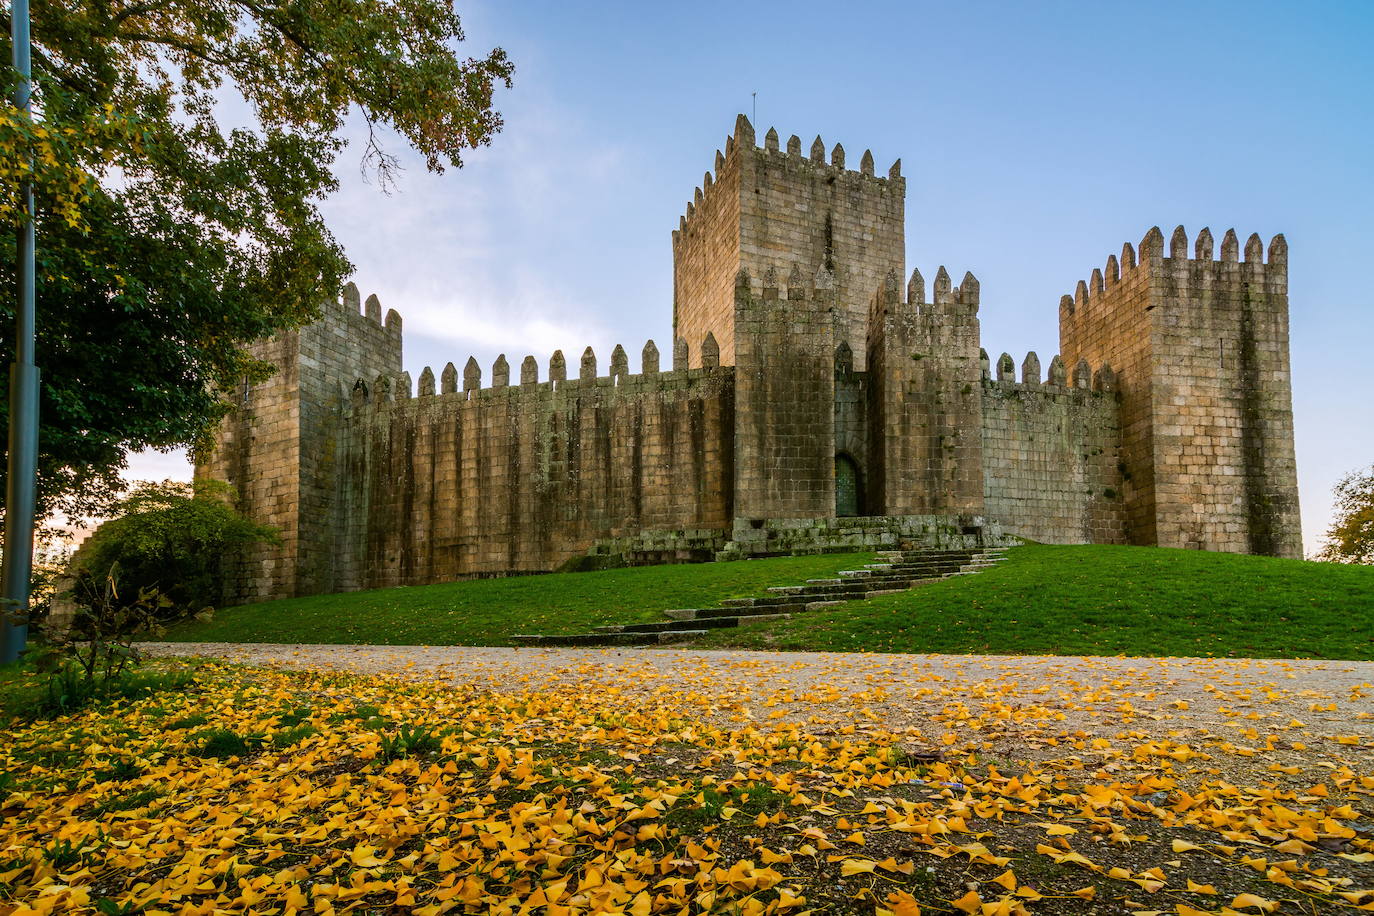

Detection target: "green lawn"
[694, 544, 1374, 660]
[158, 552, 876, 646]
[158, 544, 1374, 659]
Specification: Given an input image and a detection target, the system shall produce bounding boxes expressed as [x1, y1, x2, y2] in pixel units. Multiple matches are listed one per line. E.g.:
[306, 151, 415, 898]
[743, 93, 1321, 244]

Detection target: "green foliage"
[160, 552, 875, 646]
[163, 713, 209, 731]
[92, 786, 162, 816]
[77, 479, 277, 613]
[0, 0, 513, 521]
[1316, 464, 1374, 564]
[41, 837, 99, 870]
[699, 544, 1374, 660]
[4, 567, 199, 719]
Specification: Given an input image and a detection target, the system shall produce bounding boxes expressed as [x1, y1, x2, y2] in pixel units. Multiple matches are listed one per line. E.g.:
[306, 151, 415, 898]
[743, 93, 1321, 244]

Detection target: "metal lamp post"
[2, 0, 39, 664]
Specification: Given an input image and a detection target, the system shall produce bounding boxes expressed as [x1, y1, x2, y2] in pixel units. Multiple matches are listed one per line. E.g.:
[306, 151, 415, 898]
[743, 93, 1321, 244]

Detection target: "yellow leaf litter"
[0, 650, 1370, 915]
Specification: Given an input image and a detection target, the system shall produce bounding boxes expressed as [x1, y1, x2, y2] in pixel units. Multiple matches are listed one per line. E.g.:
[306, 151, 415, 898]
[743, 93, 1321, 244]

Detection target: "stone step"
[657, 630, 709, 644]
[864, 588, 910, 598]
[512, 546, 1012, 647]
[691, 602, 807, 619]
[596, 616, 741, 634]
[512, 631, 662, 647]
[597, 612, 795, 636]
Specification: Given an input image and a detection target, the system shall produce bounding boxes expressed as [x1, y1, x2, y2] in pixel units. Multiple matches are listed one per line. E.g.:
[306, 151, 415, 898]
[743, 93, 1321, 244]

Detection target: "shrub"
[74, 479, 277, 615]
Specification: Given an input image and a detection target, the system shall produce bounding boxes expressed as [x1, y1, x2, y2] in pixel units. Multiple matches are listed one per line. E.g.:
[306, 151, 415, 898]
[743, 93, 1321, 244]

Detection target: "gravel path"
[142, 643, 1373, 770]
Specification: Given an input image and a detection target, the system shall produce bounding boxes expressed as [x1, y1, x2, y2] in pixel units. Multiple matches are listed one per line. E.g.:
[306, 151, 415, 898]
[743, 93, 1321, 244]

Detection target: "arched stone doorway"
[835, 453, 863, 517]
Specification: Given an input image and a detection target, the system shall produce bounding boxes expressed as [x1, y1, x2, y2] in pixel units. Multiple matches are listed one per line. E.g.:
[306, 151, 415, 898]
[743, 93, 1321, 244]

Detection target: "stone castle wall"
[671, 135, 741, 369]
[330, 341, 734, 590]
[198, 283, 401, 600]
[298, 290, 403, 594]
[980, 352, 1126, 545]
[732, 266, 836, 519]
[866, 269, 985, 516]
[196, 331, 302, 600]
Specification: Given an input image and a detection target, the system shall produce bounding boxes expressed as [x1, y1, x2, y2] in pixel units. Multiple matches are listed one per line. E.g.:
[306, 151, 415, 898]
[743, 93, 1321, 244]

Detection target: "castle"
[199, 116, 1302, 603]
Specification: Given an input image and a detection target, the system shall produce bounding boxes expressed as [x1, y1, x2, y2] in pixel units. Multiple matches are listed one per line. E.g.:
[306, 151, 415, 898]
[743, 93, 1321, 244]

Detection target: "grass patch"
[0, 657, 201, 721]
[92, 786, 163, 816]
[377, 723, 442, 761]
[194, 727, 267, 758]
[158, 552, 875, 646]
[695, 544, 1374, 659]
[271, 723, 319, 749]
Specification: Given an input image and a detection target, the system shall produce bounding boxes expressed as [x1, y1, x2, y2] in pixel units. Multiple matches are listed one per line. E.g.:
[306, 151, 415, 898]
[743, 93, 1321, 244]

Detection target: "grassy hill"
[697, 544, 1374, 659]
[159, 545, 1374, 659]
[158, 552, 874, 647]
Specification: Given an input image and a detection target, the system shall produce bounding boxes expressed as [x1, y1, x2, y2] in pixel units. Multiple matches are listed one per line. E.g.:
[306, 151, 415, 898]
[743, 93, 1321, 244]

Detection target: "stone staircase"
[511, 547, 1008, 647]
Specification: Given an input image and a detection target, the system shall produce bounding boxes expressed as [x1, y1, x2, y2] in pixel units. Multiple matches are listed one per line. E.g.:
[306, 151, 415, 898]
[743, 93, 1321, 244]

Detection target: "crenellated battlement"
[981, 348, 1118, 394]
[875, 265, 981, 313]
[345, 335, 731, 410]
[333, 281, 403, 336]
[1060, 225, 1287, 326]
[672, 115, 902, 250]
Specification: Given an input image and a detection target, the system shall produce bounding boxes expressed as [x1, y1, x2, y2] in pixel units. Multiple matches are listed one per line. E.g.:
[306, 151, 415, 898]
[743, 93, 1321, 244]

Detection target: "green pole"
[2, 0, 39, 664]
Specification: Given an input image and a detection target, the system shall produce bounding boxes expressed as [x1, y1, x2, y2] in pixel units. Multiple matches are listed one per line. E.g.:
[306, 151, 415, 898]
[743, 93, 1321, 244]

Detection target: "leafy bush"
[32, 566, 165, 712]
[74, 479, 277, 615]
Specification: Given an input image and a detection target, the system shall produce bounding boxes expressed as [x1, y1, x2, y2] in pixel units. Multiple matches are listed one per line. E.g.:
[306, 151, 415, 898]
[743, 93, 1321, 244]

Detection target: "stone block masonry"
[981, 352, 1126, 545]
[334, 345, 734, 591]
[732, 265, 836, 520]
[198, 283, 401, 601]
[867, 268, 985, 517]
[201, 116, 1302, 604]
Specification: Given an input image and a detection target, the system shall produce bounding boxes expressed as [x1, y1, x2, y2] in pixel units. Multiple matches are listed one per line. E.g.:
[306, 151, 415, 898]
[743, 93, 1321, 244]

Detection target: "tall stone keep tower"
[1059, 227, 1301, 558]
[197, 283, 403, 600]
[672, 115, 905, 370]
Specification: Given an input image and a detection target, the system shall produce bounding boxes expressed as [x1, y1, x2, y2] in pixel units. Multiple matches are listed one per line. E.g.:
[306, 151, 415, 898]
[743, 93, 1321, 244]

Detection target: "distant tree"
[0, 0, 514, 521]
[1315, 465, 1374, 564]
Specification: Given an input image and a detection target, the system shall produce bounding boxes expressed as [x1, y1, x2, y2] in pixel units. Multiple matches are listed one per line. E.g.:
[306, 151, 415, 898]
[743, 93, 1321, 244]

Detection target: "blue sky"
[132, 0, 1374, 555]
